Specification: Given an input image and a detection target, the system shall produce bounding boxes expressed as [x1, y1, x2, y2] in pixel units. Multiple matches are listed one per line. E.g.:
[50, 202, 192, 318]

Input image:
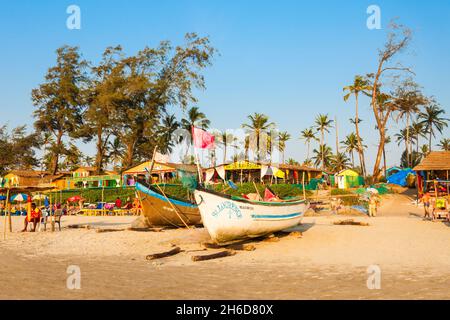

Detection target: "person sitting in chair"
[21, 203, 41, 232]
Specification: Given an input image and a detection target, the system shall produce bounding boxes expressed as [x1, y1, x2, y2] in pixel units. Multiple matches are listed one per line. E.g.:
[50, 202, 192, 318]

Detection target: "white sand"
[1, 193, 450, 299]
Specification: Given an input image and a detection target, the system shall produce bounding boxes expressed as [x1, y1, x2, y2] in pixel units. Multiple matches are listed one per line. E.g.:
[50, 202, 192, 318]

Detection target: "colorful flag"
[192, 127, 215, 149]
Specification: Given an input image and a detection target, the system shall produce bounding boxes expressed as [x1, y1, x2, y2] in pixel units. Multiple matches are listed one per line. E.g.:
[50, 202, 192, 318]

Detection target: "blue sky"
[0, 0, 449, 168]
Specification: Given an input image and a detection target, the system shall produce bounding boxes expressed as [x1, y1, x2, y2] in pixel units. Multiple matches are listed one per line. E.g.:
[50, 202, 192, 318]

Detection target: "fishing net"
[181, 174, 198, 191]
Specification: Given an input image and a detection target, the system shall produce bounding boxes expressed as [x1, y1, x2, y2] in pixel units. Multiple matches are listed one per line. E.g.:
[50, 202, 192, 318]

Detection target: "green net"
[181, 174, 198, 191]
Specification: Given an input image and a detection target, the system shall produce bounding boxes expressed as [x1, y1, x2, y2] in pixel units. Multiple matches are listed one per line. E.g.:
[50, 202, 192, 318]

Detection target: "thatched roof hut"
[413, 151, 450, 171]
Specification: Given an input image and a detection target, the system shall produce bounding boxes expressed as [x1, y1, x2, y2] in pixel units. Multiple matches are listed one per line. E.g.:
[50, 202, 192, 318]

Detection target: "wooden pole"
[154, 184, 190, 229]
[302, 172, 306, 200]
[3, 188, 10, 239]
[50, 193, 54, 231]
[195, 154, 203, 185]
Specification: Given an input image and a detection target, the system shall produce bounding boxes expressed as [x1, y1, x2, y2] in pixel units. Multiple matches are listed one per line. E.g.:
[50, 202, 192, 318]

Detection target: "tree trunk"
[383, 146, 387, 177]
[429, 130, 432, 151]
[320, 129, 324, 169]
[51, 130, 64, 175]
[354, 94, 366, 177]
[95, 128, 104, 175]
[373, 127, 386, 180]
[406, 114, 410, 167]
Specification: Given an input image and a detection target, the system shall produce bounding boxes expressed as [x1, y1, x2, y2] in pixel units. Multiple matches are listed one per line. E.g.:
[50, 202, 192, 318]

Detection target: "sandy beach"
[1, 193, 449, 300]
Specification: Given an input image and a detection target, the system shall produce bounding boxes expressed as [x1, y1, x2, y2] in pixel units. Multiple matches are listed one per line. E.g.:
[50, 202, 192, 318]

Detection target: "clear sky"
[0, 0, 449, 169]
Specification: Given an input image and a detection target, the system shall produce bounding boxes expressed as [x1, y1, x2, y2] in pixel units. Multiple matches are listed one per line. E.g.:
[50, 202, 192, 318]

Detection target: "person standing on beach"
[420, 192, 432, 220]
[368, 194, 379, 217]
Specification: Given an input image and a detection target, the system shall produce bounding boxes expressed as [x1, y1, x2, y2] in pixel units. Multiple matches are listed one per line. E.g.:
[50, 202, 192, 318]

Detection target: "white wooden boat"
[194, 188, 308, 244]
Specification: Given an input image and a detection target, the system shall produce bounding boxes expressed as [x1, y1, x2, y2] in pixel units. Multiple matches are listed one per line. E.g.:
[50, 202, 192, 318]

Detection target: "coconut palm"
[420, 144, 430, 158]
[344, 75, 372, 176]
[242, 113, 275, 161]
[314, 114, 333, 169]
[312, 144, 333, 169]
[418, 105, 449, 151]
[341, 133, 359, 168]
[181, 106, 210, 155]
[158, 114, 180, 154]
[216, 130, 237, 164]
[410, 122, 426, 154]
[395, 128, 417, 160]
[395, 87, 427, 167]
[300, 128, 317, 161]
[286, 158, 300, 165]
[277, 131, 291, 164]
[330, 152, 350, 172]
[438, 138, 450, 151]
[107, 137, 125, 171]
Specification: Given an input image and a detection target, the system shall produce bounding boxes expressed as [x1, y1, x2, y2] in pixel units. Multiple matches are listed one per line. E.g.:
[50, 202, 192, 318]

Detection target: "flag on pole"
[192, 127, 215, 150]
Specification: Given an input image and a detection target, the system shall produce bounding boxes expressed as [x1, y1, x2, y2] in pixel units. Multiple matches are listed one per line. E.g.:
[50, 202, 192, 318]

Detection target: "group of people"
[420, 192, 450, 221]
[115, 196, 142, 215]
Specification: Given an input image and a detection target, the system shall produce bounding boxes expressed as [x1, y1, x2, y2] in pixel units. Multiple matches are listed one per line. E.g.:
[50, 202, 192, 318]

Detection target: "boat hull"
[194, 189, 308, 244]
[136, 183, 201, 227]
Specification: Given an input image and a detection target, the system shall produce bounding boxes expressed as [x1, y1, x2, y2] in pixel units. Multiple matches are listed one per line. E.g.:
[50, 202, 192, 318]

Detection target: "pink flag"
[192, 127, 215, 149]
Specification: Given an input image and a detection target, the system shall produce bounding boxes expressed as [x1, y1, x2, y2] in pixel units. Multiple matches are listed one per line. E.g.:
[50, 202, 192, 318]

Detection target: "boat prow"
[136, 182, 201, 227]
[194, 188, 308, 244]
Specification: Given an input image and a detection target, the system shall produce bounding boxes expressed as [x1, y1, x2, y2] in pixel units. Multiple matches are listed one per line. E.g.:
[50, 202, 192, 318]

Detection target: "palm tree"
[181, 106, 210, 156]
[312, 144, 333, 169]
[418, 105, 449, 151]
[438, 138, 450, 151]
[158, 114, 180, 154]
[395, 87, 427, 167]
[395, 128, 417, 166]
[330, 152, 350, 172]
[286, 158, 300, 165]
[410, 122, 426, 154]
[242, 113, 275, 161]
[344, 75, 372, 176]
[341, 133, 359, 168]
[107, 137, 125, 171]
[420, 144, 429, 158]
[216, 130, 237, 164]
[300, 128, 317, 162]
[277, 131, 291, 164]
[314, 114, 333, 169]
[303, 159, 313, 167]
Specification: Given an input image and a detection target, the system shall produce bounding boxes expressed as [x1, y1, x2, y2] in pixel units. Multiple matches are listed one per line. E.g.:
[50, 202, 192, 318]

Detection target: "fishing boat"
[194, 188, 309, 244]
[135, 182, 201, 227]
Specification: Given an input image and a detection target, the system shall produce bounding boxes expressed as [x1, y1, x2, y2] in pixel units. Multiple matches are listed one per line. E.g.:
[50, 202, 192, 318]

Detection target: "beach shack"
[66, 167, 121, 189]
[122, 161, 197, 185]
[2, 170, 50, 188]
[332, 169, 364, 189]
[278, 164, 322, 184]
[413, 151, 450, 196]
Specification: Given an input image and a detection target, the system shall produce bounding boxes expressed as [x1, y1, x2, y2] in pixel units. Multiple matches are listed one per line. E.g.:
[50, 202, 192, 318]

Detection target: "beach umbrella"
[67, 196, 82, 202]
[11, 194, 28, 202]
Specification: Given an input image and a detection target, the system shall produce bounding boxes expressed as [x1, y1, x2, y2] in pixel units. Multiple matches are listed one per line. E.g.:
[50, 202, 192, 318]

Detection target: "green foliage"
[211, 183, 312, 199]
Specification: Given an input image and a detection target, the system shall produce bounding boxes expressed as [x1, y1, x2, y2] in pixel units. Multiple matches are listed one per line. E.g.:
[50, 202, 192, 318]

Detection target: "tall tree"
[215, 130, 237, 164]
[0, 125, 40, 176]
[395, 127, 417, 167]
[312, 144, 333, 169]
[330, 152, 350, 172]
[410, 121, 426, 154]
[341, 133, 359, 168]
[32, 46, 88, 174]
[368, 22, 414, 180]
[418, 105, 449, 151]
[157, 113, 181, 155]
[82, 46, 124, 174]
[277, 131, 291, 164]
[343, 75, 371, 176]
[300, 128, 317, 162]
[314, 114, 333, 169]
[394, 80, 427, 167]
[242, 113, 275, 161]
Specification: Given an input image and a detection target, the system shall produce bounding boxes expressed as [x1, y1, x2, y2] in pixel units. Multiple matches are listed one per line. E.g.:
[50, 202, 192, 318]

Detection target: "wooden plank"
[146, 247, 182, 260]
[192, 250, 235, 262]
[334, 219, 369, 226]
